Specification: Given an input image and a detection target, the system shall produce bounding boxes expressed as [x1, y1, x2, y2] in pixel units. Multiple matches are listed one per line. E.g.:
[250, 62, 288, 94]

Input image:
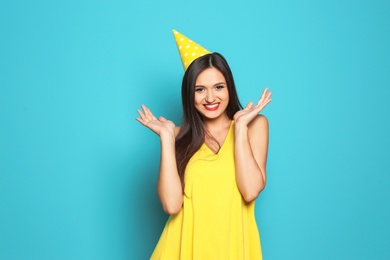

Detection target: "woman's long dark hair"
[175, 52, 243, 187]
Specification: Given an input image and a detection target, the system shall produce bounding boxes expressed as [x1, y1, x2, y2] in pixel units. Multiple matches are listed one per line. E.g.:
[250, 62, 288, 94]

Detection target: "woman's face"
[194, 67, 229, 121]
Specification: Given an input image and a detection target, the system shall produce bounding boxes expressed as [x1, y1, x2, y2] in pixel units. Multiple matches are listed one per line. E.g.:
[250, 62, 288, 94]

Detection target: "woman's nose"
[205, 90, 215, 103]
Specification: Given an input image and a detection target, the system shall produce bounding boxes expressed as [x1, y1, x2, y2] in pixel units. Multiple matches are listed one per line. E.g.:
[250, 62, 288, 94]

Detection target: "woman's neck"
[202, 114, 231, 132]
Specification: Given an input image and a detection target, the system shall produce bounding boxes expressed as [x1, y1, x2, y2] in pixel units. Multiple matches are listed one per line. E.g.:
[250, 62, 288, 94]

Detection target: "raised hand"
[136, 105, 176, 137]
[234, 88, 272, 126]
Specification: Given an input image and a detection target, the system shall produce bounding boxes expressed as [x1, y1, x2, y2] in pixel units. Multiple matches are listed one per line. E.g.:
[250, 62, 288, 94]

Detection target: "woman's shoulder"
[248, 114, 269, 135]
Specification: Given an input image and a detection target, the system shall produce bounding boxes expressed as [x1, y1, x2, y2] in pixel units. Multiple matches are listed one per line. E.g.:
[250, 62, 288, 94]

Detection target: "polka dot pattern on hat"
[173, 30, 211, 71]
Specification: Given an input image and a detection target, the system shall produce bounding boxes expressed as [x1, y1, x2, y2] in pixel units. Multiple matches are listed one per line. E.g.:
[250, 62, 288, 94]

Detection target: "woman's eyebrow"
[195, 82, 226, 87]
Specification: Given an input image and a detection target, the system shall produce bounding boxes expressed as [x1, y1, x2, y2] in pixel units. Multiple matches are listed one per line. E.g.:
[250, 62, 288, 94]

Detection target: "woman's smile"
[204, 102, 220, 111]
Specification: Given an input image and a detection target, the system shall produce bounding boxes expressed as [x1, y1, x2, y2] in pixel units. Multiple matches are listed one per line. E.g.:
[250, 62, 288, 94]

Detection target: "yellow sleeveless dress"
[151, 121, 262, 260]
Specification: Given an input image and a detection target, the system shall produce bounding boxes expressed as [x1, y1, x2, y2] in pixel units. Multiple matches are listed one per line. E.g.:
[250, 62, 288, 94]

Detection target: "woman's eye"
[216, 85, 225, 90]
[195, 88, 204, 92]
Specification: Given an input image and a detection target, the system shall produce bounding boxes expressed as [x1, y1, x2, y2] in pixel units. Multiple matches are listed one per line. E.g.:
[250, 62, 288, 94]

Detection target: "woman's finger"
[258, 90, 272, 107]
[136, 117, 147, 126]
[137, 109, 148, 121]
[143, 105, 152, 117]
[137, 109, 144, 117]
[244, 101, 254, 110]
[142, 105, 151, 116]
[145, 106, 158, 120]
[257, 88, 268, 105]
[257, 98, 272, 111]
[254, 95, 272, 113]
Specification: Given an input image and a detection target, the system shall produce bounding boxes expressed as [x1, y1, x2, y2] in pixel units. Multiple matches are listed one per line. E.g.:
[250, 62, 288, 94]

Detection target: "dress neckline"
[203, 120, 234, 155]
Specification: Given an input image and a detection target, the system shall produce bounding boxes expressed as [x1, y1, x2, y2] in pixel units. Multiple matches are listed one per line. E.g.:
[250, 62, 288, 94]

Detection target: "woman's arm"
[157, 127, 183, 214]
[234, 115, 269, 202]
[233, 88, 272, 202]
[136, 105, 183, 214]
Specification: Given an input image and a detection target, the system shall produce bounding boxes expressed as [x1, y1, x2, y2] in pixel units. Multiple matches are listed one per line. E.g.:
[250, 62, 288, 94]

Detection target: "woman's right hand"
[136, 105, 175, 138]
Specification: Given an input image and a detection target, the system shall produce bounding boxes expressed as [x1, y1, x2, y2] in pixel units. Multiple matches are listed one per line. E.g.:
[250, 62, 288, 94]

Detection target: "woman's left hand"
[234, 88, 272, 126]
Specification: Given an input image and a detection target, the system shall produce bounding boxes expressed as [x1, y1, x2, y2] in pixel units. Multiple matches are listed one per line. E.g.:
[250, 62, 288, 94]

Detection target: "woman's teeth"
[204, 103, 219, 110]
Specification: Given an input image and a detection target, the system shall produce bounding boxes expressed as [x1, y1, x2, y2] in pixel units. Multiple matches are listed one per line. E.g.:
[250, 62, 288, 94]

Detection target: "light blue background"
[1, 0, 389, 259]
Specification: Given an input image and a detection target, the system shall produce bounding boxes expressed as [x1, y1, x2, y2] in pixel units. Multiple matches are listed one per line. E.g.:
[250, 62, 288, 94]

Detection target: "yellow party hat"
[173, 30, 211, 71]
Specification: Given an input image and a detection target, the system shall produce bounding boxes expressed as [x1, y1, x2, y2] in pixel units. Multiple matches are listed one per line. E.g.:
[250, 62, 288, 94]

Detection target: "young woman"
[137, 52, 272, 259]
